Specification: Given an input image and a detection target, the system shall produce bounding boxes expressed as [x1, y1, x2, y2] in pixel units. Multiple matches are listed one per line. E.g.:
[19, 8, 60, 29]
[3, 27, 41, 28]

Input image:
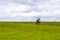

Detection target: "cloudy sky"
[0, 0, 60, 21]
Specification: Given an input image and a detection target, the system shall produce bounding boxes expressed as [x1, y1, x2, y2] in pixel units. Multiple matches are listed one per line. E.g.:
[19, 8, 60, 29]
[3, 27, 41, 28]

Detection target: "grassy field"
[0, 22, 60, 40]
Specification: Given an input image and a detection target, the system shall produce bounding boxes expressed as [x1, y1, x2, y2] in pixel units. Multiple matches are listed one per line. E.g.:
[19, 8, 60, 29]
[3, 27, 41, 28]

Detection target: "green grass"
[0, 22, 60, 40]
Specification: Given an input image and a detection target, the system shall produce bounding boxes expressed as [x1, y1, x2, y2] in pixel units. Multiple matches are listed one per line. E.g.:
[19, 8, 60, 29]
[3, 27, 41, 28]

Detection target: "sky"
[0, 0, 60, 21]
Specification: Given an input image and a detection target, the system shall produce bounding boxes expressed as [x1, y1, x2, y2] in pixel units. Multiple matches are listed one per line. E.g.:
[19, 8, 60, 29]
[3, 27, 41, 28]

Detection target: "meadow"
[0, 22, 60, 40]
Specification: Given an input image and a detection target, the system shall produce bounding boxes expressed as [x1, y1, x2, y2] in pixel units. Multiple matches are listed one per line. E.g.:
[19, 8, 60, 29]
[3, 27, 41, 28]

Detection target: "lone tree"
[36, 17, 40, 24]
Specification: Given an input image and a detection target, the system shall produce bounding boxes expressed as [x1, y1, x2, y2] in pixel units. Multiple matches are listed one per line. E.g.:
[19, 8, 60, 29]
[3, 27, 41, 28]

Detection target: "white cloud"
[0, 0, 60, 21]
